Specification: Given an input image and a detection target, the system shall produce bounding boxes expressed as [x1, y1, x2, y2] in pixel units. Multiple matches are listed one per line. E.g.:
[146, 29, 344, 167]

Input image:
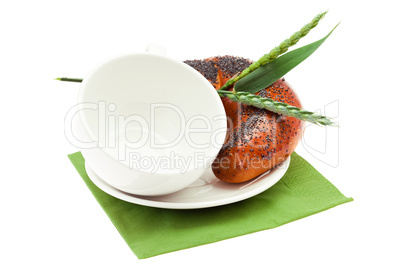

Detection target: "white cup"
[75, 47, 227, 196]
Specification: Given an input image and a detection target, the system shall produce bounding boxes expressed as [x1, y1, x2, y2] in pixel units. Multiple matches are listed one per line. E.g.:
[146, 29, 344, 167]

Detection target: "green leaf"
[234, 23, 339, 94]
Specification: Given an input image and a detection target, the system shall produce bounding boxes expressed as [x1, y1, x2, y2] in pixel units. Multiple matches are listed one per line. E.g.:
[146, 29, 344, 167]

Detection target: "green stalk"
[217, 90, 336, 126]
[56, 77, 336, 126]
[55, 77, 83, 82]
[219, 11, 327, 91]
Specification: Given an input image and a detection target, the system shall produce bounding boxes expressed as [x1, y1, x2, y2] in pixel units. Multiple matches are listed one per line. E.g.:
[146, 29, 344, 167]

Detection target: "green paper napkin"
[68, 151, 352, 259]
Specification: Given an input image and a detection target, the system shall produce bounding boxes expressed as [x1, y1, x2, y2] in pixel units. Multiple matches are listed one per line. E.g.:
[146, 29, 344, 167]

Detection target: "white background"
[1, 0, 401, 267]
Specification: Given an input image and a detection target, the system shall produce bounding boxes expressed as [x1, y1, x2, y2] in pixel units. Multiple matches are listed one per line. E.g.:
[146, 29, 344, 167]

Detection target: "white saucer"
[85, 157, 290, 209]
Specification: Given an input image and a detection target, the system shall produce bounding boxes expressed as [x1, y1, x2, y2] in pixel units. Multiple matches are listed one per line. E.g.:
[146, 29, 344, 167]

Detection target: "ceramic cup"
[75, 47, 227, 196]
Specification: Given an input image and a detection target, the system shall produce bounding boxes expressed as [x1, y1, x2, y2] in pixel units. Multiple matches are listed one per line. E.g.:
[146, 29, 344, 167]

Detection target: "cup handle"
[146, 43, 166, 56]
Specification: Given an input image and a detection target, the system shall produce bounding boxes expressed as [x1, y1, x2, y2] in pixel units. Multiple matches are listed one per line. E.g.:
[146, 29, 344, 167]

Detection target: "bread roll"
[185, 56, 303, 183]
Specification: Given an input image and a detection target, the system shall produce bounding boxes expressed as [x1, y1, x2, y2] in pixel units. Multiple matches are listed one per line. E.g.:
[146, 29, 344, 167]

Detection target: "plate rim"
[85, 157, 290, 209]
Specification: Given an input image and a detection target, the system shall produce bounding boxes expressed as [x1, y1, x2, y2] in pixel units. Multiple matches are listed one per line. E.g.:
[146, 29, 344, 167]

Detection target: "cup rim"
[77, 52, 227, 175]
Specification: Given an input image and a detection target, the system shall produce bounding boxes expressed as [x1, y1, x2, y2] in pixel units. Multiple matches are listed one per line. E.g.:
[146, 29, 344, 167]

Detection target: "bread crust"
[185, 56, 303, 183]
